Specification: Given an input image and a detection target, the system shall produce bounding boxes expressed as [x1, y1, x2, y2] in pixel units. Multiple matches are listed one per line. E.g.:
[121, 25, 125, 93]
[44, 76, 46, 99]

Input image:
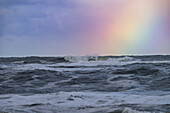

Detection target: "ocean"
[0, 55, 170, 113]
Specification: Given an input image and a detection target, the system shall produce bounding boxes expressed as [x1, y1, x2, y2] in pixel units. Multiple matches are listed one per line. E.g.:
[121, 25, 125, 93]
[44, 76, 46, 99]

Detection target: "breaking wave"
[64, 56, 98, 62]
[122, 108, 151, 113]
[64, 56, 135, 63]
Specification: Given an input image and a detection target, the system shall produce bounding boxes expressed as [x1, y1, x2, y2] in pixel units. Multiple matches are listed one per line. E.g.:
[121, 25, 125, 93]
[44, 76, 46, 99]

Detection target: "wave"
[115, 56, 134, 62]
[64, 56, 135, 62]
[0, 56, 170, 112]
[0, 56, 68, 64]
[123, 108, 151, 113]
[64, 56, 98, 63]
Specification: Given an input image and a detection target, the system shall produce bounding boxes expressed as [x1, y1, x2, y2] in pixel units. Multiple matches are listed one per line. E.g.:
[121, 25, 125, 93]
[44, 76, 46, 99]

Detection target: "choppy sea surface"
[0, 55, 170, 113]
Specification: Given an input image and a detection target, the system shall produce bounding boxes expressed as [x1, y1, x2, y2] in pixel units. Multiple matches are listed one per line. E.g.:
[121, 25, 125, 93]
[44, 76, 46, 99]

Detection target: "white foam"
[117, 56, 134, 62]
[0, 92, 169, 113]
[64, 56, 98, 63]
[107, 79, 140, 88]
[138, 60, 170, 64]
[122, 108, 151, 113]
[61, 56, 139, 67]
[12, 61, 24, 64]
[13, 63, 101, 72]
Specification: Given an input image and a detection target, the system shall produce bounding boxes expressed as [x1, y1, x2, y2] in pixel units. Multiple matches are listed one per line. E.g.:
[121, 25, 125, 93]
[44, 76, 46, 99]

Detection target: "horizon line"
[0, 54, 170, 58]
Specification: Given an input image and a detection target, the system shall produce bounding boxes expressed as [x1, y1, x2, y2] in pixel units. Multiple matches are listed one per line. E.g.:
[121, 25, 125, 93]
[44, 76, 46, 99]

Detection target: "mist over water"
[0, 55, 170, 113]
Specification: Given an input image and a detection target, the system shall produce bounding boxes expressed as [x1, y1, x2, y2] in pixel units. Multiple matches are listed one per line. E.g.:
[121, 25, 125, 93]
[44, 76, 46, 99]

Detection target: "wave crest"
[123, 108, 151, 113]
[64, 56, 98, 63]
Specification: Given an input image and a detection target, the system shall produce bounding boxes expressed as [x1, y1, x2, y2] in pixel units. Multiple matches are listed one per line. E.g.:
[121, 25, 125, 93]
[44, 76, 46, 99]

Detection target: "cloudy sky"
[0, 0, 170, 56]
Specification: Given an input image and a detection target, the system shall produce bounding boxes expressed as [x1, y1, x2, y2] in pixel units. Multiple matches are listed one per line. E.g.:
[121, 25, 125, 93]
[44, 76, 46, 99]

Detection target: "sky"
[0, 0, 170, 56]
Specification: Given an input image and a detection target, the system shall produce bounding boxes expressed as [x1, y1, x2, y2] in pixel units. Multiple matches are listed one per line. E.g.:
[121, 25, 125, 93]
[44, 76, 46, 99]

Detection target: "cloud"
[0, 0, 77, 37]
[0, 0, 94, 38]
[0, 0, 74, 8]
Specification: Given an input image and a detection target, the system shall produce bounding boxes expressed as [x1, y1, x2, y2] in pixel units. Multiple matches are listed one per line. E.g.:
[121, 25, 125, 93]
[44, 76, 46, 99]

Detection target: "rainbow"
[74, 0, 170, 55]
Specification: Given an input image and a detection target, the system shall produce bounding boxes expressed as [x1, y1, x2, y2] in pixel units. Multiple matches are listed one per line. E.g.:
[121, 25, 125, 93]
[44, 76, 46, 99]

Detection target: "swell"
[0, 62, 169, 94]
[0, 55, 170, 64]
[0, 56, 68, 64]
